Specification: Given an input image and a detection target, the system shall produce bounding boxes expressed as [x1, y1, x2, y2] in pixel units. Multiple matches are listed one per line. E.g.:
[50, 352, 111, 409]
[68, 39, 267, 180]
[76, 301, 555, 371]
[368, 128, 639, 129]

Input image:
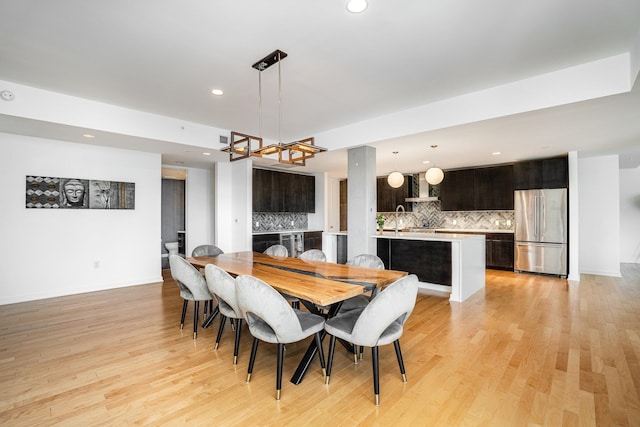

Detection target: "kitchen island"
[374, 231, 485, 302]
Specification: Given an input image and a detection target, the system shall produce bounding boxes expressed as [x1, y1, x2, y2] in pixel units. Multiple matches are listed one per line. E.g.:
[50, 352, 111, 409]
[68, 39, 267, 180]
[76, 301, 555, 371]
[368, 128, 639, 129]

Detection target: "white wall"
[214, 160, 252, 253]
[578, 155, 621, 276]
[620, 167, 640, 263]
[0, 133, 161, 304]
[325, 177, 341, 233]
[567, 151, 580, 281]
[307, 172, 326, 231]
[184, 166, 214, 255]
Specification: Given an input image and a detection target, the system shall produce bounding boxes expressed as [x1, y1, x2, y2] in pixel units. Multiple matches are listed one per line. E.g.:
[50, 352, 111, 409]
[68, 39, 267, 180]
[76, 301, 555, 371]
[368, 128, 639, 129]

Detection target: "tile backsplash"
[378, 200, 514, 231]
[254, 201, 514, 233]
[253, 212, 308, 232]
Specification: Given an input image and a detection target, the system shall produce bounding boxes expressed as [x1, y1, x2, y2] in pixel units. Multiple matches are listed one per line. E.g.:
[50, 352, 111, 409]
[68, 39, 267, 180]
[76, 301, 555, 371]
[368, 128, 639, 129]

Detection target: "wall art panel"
[26, 175, 135, 209]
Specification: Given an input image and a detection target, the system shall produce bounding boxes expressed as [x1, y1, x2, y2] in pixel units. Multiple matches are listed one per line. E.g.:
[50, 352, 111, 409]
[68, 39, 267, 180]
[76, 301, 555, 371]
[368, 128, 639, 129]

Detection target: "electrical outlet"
[255, 221, 259, 227]
[506, 220, 511, 226]
[93, 260, 100, 269]
[495, 220, 500, 226]
[452, 219, 457, 225]
[291, 221, 294, 226]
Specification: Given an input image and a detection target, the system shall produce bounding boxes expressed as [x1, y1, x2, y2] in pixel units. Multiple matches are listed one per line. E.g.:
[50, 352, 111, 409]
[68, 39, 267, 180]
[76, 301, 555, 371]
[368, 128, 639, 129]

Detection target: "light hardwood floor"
[1, 265, 639, 426]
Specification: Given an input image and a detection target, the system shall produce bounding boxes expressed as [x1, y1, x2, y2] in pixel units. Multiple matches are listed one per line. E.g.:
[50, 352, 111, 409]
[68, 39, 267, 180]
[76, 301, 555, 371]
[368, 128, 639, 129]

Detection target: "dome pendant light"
[387, 151, 404, 188]
[346, 0, 368, 13]
[425, 145, 444, 185]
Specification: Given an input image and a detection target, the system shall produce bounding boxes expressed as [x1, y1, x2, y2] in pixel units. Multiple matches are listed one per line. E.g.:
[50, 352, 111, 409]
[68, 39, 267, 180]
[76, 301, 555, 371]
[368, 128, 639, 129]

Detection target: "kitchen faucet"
[395, 204, 405, 236]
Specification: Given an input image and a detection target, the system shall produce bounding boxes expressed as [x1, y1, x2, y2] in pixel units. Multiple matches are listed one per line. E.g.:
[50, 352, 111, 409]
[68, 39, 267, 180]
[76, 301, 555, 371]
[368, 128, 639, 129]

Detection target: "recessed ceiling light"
[422, 160, 431, 164]
[346, 0, 368, 13]
[492, 151, 501, 155]
[202, 152, 211, 156]
[82, 133, 95, 138]
[211, 89, 224, 96]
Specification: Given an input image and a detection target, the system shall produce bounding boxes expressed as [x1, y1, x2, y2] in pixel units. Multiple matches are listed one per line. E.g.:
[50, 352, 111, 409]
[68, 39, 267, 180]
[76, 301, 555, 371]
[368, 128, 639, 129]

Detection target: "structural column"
[347, 146, 377, 259]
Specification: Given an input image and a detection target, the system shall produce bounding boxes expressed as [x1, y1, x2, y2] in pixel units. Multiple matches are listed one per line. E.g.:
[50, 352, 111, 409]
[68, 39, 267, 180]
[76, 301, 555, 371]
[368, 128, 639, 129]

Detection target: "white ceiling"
[0, 0, 639, 177]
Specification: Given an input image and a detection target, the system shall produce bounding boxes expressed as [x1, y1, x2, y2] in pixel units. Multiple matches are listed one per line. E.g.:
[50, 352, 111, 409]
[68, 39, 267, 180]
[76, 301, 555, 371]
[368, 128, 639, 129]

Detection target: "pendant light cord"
[258, 69, 263, 137]
[278, 51, 282, 144]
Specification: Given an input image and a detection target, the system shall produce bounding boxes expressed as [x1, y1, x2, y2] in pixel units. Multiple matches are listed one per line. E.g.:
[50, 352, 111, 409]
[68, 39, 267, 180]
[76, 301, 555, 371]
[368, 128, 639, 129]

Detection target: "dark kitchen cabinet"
[514, 156, 568, 190]
[252, 168, 275, 212]
[253, 168, 315, 213]
[376, 175, 413, 212]
[485, 233, 514, 270]
[252, 233, 280, 253]
[434, 230, 514, 270]
[440, 169, 475, 211]
[377, 238, 452, 286]
[474, 165, 514, 210]
[339, 179, 348, 232]
[337, 234, 348, 264]
[441, 166, 514, 211]
[301, 173, 316, 213]
[303, 231, 323, 251]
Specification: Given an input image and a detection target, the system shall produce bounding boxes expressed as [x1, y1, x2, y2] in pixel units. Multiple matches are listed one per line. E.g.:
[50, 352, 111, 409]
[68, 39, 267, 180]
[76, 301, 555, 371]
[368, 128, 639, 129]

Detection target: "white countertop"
[432, 228, 514, 234]
[323, 231, 347, 236]
[372, 231, 485, 242]
[252, 229, 322, 235]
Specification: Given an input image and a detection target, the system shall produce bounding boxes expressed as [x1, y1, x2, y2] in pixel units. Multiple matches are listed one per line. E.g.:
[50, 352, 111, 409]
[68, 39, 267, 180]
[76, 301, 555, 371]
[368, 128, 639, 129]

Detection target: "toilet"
[165, 242, 179, 257]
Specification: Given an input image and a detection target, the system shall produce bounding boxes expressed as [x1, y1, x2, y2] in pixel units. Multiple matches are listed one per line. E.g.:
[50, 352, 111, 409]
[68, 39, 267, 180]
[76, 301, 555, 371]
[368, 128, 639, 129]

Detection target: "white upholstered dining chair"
[192, 244, 224, 257]
[204, 264, 244, 365]
[169, 254, 216, 340]
[235, 274, 326, 401]
[263, 244, 288, 257]
[298, 249, 327, 262]
[324, 274, 419, 406]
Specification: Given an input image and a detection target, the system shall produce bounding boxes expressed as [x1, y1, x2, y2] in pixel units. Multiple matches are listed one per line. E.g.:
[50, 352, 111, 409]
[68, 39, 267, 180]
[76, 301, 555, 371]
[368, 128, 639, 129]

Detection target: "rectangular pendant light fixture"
[225, 49, 327, 165]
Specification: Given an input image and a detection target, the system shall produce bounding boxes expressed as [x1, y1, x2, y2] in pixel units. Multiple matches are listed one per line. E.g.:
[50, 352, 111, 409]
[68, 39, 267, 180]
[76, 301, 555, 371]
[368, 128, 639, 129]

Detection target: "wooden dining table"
[187, 251, 407, 384]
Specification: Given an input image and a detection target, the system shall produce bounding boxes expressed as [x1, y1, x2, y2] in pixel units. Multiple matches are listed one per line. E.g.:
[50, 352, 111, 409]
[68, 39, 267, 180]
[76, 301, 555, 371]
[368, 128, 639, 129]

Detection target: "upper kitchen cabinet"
[440, 165, 514, 211]
[376, 175, 414, 212]
[439, 169, 475, 211]
[474, 165, 514, 210]
[252, 168, 275, 211]
[252, 168, 315, 213]
[514, 155, 568, 190]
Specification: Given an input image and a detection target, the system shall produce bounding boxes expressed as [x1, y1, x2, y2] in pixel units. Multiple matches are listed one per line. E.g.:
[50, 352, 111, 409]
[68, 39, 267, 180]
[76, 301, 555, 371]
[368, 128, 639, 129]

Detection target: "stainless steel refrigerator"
[514, 188, 567, 277]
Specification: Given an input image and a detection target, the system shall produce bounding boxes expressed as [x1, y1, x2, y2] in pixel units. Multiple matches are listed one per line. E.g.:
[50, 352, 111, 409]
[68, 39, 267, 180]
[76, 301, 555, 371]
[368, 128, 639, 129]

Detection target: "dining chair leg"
[202, 304, 219, 329]
[393, 339, 407, 383]
[247, 337, 259, 383]
[193, 301, 200, 340]
[233, 319, 242, 365]
[372, 346, 380, 406]
[359, 345, 364, 361]
[276, 343, 285, 401]
[353, 342, 359, 364]
[314, 332, 326, 377]
[325, 335, 336, 385]
[180, 300, 188, 330]
[214, 315, 227, 350]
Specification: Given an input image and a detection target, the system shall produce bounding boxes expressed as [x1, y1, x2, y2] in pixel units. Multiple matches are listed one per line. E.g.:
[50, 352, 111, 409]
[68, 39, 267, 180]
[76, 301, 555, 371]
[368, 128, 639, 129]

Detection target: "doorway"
[161, 175, 185, 269]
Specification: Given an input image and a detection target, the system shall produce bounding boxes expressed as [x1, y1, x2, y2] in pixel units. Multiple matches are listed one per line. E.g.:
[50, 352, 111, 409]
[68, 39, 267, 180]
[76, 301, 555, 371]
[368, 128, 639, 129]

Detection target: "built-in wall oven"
[280, 232, 304, 258]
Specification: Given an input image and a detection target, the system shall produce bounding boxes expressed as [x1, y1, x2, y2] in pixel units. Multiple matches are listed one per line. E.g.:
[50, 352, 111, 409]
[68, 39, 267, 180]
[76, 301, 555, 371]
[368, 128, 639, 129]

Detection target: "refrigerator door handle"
[533, 196, 540, 240]
[540, 192, 546, 240]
